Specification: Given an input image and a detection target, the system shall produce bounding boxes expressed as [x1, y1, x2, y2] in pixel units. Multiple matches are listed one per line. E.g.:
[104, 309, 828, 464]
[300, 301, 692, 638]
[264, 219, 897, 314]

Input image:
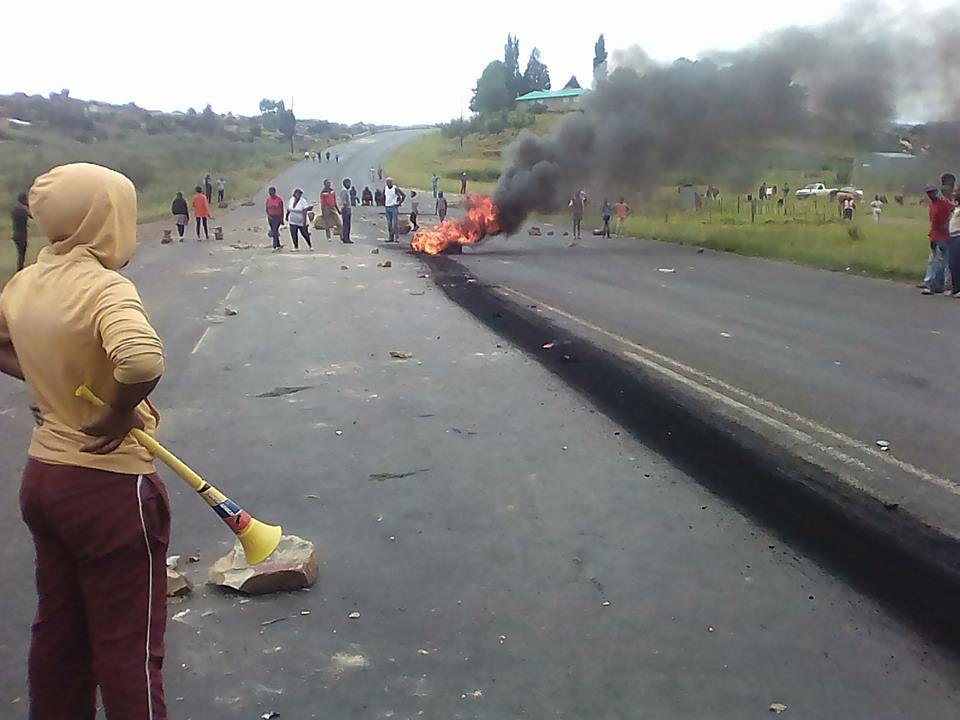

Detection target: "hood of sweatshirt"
[29, 163, 137, 271]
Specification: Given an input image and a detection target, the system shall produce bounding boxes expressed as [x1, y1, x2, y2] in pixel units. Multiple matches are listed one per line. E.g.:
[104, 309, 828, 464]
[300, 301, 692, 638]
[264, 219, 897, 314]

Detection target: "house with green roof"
[515, 87, 587, 112]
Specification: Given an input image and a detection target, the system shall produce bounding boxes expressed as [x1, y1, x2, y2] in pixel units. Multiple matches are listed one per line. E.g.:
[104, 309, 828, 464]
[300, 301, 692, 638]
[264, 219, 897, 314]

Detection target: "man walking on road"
[216, 177, 226, 204]
[570, 189, 586, 240]
[11, 192, 29, 272]
[921, 183, 953, 295]
[265, 186, 285, 251]
[170, 191, 189, 241]
[192, 186, 210, 240]
[613, 197, 630, 237]
[384, 177, 406, 242]
[436, 191, 448, 222]
[920, 173, 955, 291]
[0, 163, 169, 720]
[339, 179, 355, 244]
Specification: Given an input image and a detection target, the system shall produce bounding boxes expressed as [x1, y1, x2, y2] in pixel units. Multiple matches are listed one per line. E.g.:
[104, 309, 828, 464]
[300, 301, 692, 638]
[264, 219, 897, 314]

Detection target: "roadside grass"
[385, 114, 557, 195]
[536, 209, 927, 281]
[0, 128, 296, 282]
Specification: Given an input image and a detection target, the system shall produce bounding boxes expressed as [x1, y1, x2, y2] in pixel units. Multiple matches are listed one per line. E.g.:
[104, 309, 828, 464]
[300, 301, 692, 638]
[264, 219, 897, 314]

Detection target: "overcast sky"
[0, 0, 952, 126]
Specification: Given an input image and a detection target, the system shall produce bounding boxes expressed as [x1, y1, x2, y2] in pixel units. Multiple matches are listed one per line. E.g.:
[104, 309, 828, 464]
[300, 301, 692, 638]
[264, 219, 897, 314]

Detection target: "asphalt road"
[1, 132, 960, 718]
[445, 230, 960, 539]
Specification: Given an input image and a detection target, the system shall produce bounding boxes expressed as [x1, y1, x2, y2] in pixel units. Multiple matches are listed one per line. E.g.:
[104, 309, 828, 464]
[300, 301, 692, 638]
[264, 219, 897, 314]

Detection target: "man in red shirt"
[922, 182, 954, 295]
[265, 186, 285, 251]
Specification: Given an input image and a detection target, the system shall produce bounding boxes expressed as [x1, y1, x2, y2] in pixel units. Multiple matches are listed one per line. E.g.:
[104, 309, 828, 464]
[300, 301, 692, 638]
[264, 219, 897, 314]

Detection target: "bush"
[483, 114, 506, 134]
[529, 102, 548, 114]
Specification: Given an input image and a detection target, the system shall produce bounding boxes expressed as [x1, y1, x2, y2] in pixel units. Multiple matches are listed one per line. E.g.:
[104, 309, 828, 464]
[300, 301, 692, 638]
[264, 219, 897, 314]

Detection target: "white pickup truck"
[795, 182, 833, 199]
[795, 183, 864, 200]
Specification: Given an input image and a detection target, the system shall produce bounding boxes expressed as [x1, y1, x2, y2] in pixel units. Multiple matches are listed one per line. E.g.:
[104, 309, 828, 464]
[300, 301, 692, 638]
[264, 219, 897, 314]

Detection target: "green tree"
[259, 98, 276, 114]
[504, 34, 523, 99]
[277, 109, 296, 153]
[523, 47, 551, 92]
[199, 103, 223, 136]
[470, 60, 513, 114]
[593, 34, 608, 83]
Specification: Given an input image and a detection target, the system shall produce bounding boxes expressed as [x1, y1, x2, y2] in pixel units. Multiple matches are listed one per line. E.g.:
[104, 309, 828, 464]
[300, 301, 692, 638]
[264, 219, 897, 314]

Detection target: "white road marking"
[494, 284, 960, 497]
[224, 284, 238, 301]
[191, 327, 213, 355]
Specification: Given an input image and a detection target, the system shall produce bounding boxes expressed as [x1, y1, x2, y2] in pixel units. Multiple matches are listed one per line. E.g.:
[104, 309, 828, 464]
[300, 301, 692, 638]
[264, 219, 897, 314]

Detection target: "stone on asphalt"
[371, 248, 379, 254]
[378, 260, 392, 268]
[167, 566, 193, 598]
[528, 226, 542, 236]
[224, 307, 238, 317]
[207, 534, 318, 595]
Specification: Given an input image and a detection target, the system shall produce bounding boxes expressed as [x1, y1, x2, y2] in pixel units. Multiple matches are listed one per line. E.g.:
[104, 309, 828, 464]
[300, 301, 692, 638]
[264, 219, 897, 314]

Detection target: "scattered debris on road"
[260, 617, 290, 627]
[528, 226, 542, 236]
[462, 690, 483, 699]
[207, 535, 318, 594]
[223, 307, 238, 317]
[658, 268, 676, 273]
[348, 611, 361, 619]
[876, 440, 891, 451]
[378, 260, 393, 268]
[371, 248, 379, 254]
[547, 230, 555, 236]
[417, 648, 430, 655]
[542, 342, 556, 349]
[171, 609, 191, 623]
[260, 712, 280, 720]
[389, 351, 414, 359]
[369, 469, 430, 482]
[769, 703, 787, 714]
[254, 386, 312, 398]
[240, 200, 255, 207]
[340, 265, 349, 270]
[166, 565, 192, 598]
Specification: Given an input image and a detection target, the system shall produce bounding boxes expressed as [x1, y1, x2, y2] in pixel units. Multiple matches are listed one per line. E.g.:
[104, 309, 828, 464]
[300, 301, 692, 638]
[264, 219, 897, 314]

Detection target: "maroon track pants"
[20, 458, 170, 720]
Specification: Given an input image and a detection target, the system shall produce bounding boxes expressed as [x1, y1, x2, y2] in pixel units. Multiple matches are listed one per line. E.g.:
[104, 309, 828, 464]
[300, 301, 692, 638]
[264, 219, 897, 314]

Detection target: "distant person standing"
[369, 167, 377, 184]
[921, 183, 953, 295]
[613, 197, 630, 237]
[216, 177, 226, 204]
[384, 177, 406, 242]
[318, 179, 342, 240]
[377, 165, 384, 181]
[191, 185, 210, 240]
[203, 174, 213, 204]
[349, 183, 358, 207]
[841, 196, 855, 220]
[410, 191, 420, 232]
[431, 173, 439, 198]
[362, 186, 374, 206]
[286, 188, 313, 251]
[870, 195, 884, 223]
[11, 192, 29, 272]
[304, 151, 311, 161]
[600, 198, 613, 238]
[569, 189, 586, 239]
[460, 172, 467, 194]
[948, 189, 960, 298]
[170, 191, 189, 241]
[758, 182, 767, 203]
[265, 186, 285, 251]
[326, 150, 331, 162]
[335, 152, 339, 163]
[339, 179, 355, 244]
[436, 191, 448, 221]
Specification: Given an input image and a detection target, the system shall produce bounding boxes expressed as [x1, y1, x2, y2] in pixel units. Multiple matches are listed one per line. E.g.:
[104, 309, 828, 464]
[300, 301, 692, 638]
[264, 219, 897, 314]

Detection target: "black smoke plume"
[493, 6, 960, 234]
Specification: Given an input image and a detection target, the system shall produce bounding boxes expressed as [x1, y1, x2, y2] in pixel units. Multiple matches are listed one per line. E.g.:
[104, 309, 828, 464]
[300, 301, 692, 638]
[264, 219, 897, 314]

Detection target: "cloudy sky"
[0, 0, 952, 126]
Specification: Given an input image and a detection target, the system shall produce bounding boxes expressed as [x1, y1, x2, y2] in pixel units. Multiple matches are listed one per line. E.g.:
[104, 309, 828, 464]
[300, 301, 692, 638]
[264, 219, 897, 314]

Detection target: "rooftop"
[516, 88, 588, 102]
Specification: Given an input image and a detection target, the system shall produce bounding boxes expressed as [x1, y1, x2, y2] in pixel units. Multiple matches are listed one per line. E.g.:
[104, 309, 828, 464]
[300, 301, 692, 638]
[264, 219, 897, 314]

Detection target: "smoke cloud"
[493, 6, 960, 234]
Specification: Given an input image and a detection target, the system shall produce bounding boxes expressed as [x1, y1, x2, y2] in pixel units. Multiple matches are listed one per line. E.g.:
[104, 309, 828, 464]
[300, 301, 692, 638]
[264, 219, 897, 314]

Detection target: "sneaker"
[951, 291, 960, 299]
[921, 288, 933, 295]
[342, 239, 354, 244]
[291, 248, 299, 253]
[916, 282, 929, 289]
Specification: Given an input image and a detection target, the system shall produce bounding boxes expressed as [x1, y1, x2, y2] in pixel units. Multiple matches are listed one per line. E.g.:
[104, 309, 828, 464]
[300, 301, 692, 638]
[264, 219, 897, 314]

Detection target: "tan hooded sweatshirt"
[0, 163, 164, 474]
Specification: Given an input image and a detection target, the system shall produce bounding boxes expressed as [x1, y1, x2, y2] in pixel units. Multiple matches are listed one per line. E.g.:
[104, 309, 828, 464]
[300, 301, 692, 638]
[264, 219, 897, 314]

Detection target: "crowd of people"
[262, 178, 357, 250]
[568, 189, 631, 239]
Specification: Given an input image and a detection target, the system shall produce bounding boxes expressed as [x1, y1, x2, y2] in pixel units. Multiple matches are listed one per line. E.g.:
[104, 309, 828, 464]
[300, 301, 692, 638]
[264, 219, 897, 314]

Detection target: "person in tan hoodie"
[0, 163, 169, 720]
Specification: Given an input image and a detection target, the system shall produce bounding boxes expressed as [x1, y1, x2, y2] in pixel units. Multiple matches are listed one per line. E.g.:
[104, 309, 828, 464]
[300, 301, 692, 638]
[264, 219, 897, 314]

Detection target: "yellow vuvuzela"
[75, 385, 281, 564]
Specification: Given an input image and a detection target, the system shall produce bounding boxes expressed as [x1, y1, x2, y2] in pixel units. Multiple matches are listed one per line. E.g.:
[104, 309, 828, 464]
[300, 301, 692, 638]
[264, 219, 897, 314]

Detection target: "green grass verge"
[1, 129, 296, 283]
[539, 210, 928, 281]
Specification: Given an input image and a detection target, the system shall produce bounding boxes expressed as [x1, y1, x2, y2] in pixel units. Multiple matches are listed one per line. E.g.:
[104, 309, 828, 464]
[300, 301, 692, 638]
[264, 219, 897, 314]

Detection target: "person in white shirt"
[286, 188, 313, 251]
[870, 195, 883, 223]
[383, 177, 406, 242]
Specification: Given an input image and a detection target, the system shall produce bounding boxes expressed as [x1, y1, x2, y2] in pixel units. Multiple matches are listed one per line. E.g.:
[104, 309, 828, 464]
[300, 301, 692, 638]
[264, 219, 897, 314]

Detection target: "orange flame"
[410, 194, 501, 255]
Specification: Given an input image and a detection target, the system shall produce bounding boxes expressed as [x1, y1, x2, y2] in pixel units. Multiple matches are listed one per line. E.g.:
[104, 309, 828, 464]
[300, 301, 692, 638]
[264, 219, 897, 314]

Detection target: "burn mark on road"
[369, 468, 431, 482]
[254, 385, 313, 398]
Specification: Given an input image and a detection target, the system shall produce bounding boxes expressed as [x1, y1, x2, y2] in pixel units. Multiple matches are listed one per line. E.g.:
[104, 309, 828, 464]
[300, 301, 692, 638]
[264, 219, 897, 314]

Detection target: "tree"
[259, 98, 277, 114]
[199, 103, 223, 136]
[593, 34, 608, 84]
[563, 75, 582, 89]
[523, 47, 551, 92]
[470, 60, 513, 114]
[277, 109, 296, 153]
[504, 34, 523, 99]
